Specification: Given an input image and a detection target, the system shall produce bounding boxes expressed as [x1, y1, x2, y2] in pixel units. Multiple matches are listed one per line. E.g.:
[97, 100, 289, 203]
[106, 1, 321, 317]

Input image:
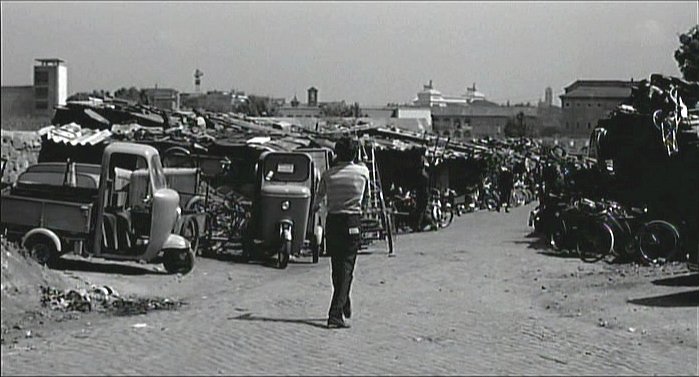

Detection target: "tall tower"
[307, 86, 318, 107]
[33, 58, 67, 116]
[545, 87, 553, 107]
[194, 69, 204, 93]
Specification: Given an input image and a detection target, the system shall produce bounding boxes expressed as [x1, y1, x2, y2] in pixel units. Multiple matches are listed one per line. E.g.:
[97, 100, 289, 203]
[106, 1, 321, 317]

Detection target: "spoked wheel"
[430, 204, 442, 228]
[381, 211, 395, 256]
[439, 207, 454, 228]
[486, 197, 499, 211]
[577, 222, 615, 263]
[163, 248, 195, 274]
[637, 220, 681, 265]
[511, 190, 525, 207]
[548, 217, 569, 251]
[180, 217, 200, 257]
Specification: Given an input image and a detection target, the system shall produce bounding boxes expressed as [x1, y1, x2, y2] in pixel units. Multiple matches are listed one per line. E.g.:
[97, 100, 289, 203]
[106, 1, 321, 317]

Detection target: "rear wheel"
[439, 207, 454, 228]
[486, 197, 498, 211]
[548, 217, 569, 251]
[637, 220, 681, 265]
[180, 217, 200, 257]
[382, 212, 395, 256]
[277, 240, 291, 269]
[25, 236, 59, 267]
[163, 248, 195, 274]
[577, 222, 614, 263]
[430, 204, 442, 227]
[311, 232, 322, 264]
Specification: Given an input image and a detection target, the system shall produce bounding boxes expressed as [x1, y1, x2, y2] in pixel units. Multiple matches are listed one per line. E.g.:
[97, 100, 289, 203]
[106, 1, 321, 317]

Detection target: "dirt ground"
[1, 204, 697, 375]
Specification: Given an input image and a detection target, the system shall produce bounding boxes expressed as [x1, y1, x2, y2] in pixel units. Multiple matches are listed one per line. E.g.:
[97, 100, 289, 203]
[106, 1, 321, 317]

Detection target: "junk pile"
[530, 74, 699, 267]
[40, 285, 185, 316]
[32, 98, 551, 237]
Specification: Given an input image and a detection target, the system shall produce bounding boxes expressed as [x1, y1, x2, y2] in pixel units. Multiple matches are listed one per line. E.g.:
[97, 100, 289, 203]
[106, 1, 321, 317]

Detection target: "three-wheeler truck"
[0, 142, 195, 274]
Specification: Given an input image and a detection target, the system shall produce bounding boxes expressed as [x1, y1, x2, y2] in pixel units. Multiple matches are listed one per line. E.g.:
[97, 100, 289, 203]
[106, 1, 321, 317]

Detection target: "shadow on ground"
[627, 289, 699, 307]
[510, 236, 579, 259]
[652, 273, 699, 287]
[52, 258, 166, 276]
[228, 313, 328, 329]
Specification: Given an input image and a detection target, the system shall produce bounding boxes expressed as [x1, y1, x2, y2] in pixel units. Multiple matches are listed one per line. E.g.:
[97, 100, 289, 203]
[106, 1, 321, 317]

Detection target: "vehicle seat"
[113, 208, 133, 250]
[102, 213, 118, 250]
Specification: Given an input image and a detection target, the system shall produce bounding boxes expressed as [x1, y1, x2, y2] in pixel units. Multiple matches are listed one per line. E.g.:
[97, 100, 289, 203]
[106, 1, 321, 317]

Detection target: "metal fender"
[314, 225, 323, 244]
[145, 188, 181, 261]
[280, 220, 293, 241]
[163, 234, 191, 252]
[22, 228, 62, 253]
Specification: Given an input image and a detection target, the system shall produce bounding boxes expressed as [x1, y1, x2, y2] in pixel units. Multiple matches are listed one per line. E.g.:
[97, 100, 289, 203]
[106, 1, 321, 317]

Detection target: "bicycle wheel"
[382, 211, 395, 256]
[577, 221, 615, 263]
[180, 216, 200, 256]
[548, 217, 569, 251]
[439, 206, 454, 228]
[637, 220, 680, 265]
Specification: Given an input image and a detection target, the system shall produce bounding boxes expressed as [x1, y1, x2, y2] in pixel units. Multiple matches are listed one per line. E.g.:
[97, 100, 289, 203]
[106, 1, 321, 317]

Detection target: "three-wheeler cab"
[243, 151, 318, 268]
[0, 142, 194, 274]
[296, 147, 333, 260]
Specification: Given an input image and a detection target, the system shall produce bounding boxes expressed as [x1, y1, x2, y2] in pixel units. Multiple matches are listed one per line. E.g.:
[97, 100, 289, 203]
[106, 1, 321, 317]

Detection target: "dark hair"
[334, 136, 359, 162]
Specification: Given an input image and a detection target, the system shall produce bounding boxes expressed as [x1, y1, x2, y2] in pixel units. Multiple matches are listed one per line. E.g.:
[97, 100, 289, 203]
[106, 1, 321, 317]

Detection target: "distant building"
[535, 86, 563, 135]
[413, 80, 491, 108]
[180, 90, 249, 113]
[33, 59, 68, 117]
[277, 86, 322, 117]
[1, 58, 66, 123]
[142, 87, 180, 111]
[559, 80, 634, 137]
[361, 106, 396, 118]
[395, 107, 432, 130]
[544, 87, 554, 107]
[431, 105, 538, 139]
[307, 86, 318, 107]
[277, 105, 322, 118]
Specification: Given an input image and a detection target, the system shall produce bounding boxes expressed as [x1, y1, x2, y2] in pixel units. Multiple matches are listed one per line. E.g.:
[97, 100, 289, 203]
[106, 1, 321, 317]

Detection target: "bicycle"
[205, 185, 251, 254]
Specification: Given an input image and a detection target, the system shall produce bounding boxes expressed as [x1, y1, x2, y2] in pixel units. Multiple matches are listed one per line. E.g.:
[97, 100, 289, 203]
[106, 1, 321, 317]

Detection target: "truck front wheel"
[163, 249, 195, 274]
[25, 236, 58, 267]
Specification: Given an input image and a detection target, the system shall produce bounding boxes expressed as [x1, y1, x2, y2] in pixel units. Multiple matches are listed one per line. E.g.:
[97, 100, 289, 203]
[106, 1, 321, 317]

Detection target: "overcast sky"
[1, 1, 697, 106]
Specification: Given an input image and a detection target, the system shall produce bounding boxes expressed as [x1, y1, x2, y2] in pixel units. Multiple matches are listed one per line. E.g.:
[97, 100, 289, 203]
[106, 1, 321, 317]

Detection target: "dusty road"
[1, 204, 697, 375]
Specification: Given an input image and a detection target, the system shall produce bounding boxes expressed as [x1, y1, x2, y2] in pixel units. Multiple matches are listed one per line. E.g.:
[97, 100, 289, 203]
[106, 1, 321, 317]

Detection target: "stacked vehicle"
[530, 74, 699, 268]
[0, 142, 196, 274]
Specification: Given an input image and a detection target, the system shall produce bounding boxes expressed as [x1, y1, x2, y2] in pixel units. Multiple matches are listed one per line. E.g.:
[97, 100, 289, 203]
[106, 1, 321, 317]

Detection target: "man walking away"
[312, 136, 370, 329]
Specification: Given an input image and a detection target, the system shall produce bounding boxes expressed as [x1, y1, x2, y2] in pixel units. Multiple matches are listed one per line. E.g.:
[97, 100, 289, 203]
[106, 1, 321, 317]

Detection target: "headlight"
[176, 206, 182, 222]
[281, 201, 290, 211]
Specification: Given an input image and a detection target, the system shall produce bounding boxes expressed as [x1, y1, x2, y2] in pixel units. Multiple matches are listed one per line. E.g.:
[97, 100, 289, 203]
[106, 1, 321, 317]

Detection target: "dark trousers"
[498, 186, 513, 210]
[413, 192, 429, 230]
[326, 213, 361, 321]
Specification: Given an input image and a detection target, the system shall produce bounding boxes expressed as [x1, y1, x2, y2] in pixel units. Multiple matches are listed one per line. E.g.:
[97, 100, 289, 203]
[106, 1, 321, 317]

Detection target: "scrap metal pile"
[530, 74, 699, 266]
[40, 285, 185, 316]
[33, 98, 549, 246]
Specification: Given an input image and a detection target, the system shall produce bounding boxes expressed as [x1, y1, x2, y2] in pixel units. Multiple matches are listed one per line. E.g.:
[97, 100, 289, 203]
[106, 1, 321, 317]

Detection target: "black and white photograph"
[1, 1, 698, 375]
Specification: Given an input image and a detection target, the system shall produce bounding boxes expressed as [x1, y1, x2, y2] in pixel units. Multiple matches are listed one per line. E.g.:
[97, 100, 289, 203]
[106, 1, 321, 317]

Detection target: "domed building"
[413, 81, 492, 107]
[465, 83, 486, 103]
[413, 80, 445, 107]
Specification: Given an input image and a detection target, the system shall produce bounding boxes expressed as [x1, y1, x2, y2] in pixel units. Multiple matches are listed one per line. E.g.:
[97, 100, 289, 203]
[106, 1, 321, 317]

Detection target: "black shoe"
[327, 319, 350, 329]
[343, 303, 351, 319]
